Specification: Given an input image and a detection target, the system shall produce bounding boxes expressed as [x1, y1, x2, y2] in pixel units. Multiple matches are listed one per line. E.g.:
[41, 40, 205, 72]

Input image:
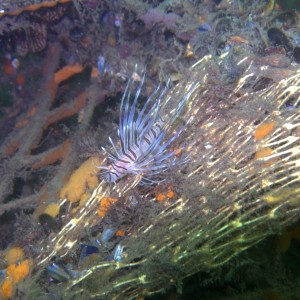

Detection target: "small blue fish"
[78, 244, 100, 265]
[113, 244, 124, 262]
[97, 56, 105, 76]
[100, 227, 117, 243]
[198, 22, 212, 32]
[47, 263, 73, 282]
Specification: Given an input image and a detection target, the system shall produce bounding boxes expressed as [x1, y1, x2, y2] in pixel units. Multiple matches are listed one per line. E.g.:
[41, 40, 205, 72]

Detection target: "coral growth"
[0, 1, 71, 56]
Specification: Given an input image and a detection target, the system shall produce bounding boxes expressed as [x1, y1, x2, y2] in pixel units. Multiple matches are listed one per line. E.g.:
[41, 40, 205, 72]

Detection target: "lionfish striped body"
[102, 74, 197, 184]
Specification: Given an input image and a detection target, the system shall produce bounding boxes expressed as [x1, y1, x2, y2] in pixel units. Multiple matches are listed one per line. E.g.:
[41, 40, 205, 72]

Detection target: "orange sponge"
[97, 197, 119, 218]
[1, 279, 12, 299]
[254, 121, 276, 141]
[6, 259, 31, 283]
[54, 63, 84, 85]
[155, 185, 175, 202]
[1, 259, 32, 298]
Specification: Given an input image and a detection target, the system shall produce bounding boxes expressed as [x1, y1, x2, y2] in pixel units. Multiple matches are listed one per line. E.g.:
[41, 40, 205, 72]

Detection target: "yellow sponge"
[5, 247, 24, 265]
[60, 157, 101, 203]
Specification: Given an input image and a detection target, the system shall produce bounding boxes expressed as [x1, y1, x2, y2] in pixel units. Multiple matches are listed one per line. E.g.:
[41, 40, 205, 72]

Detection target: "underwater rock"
[293, 47, 300, 64]
[267, 27, 293, 52]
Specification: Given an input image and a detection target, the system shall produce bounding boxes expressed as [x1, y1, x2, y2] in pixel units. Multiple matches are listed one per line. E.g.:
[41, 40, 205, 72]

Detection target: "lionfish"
[101, 73, 198, 185]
